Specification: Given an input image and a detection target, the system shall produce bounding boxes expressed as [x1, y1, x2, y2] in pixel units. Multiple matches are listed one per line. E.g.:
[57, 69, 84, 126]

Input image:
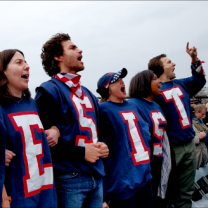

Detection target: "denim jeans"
[55, 172, 103, 208]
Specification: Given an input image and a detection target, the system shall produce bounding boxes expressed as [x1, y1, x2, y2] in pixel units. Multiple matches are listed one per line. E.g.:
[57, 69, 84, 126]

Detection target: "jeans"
[55, 172, 103, 208]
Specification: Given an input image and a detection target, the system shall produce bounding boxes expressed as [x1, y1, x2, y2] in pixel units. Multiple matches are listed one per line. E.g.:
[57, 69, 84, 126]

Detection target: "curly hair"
[129, 70, 155, 99]
[41, 33, 71, 77]
[148, 54, 166, 78]
[0, 49, 31, 106]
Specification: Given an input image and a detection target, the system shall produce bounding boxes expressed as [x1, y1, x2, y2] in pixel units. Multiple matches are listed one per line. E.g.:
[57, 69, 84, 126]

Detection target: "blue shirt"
[99, 100, 152, 201]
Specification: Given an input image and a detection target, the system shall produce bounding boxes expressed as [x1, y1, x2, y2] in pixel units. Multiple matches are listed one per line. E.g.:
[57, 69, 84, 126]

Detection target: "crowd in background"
[191, 102, 208, 169]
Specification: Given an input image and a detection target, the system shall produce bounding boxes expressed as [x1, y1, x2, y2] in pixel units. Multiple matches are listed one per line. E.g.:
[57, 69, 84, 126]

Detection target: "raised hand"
[186, 42, 198, 62]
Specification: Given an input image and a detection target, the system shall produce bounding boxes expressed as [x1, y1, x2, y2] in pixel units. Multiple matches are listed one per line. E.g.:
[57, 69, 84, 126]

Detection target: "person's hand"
[97, 142, 109, 158]
[103, 202, 109, 208]
[5, 150, 16, 166]
[186, 42, 198, 62]
[198, 131, 206, 139]
[85, 143, 102, 163]
[2, 185, 11, 208]
[2, 199, 10, 208]
[45, 126, 60, 147]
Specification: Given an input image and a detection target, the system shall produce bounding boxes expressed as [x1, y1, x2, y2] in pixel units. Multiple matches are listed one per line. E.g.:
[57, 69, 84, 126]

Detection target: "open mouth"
[21, 74, 29, 79]
[121, 86, 126, 93]
[77, 56, 82, 61]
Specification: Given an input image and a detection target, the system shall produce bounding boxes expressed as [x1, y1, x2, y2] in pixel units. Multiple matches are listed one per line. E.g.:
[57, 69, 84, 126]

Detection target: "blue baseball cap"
[96, 68, 127, 98]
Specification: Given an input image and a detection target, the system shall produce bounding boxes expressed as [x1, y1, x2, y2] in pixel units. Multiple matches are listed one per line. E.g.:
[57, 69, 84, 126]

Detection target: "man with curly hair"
[35, 33, 109, 208]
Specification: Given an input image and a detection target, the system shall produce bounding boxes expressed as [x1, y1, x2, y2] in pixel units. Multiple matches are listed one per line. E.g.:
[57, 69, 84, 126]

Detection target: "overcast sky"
[0, 1, 207, 97]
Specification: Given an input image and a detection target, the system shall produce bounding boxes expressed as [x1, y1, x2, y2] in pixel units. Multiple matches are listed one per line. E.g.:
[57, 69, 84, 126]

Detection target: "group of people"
[0, 33, 206, 208]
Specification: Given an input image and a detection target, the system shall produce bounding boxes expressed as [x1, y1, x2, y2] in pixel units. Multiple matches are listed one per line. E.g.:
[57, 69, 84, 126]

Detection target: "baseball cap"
[96, 68, 127, 98]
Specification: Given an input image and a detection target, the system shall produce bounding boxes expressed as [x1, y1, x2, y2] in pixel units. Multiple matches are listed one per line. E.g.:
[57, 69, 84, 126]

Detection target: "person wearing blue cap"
[97, 68, 153, 208]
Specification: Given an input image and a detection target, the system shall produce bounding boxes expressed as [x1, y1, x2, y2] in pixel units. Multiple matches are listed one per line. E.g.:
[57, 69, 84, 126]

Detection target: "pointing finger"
[186, 42, 189, 51]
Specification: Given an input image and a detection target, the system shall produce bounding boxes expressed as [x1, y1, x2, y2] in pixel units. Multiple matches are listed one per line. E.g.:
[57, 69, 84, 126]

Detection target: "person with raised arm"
[148, 43, 206, 208]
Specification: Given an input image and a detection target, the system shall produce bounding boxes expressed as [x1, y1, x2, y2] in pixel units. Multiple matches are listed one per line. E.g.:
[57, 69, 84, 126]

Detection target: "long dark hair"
[0, 49, 31, 105]
[129, 70, 155, 99]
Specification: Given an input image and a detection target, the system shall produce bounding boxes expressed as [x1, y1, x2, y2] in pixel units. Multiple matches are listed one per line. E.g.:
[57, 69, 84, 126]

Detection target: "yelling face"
[4, 51, 30, 97]
[160, 57, 176, 81]
[108, 78, 126, 103]
[150, 74, 162, 97]
[56, 40, 84, 74]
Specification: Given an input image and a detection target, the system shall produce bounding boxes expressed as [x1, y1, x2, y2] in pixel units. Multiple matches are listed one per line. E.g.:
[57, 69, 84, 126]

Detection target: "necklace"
[142, 97, 153, 103]
[12, 97, 23, 103]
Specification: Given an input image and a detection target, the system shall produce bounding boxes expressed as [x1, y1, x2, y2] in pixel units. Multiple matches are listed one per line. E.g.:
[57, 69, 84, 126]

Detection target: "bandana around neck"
[54, 73, 83, 100]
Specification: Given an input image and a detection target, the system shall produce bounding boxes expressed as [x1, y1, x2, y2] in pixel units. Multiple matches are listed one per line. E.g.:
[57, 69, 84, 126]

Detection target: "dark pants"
[151, 158, 163, 208]
[171, 139, 196, 208]
[158, 145, 179, 208]
[152, 145, 179, 208]
[109, 180, 153, 208]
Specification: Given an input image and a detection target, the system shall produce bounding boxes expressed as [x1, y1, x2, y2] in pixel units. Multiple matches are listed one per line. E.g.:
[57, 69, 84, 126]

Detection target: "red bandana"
[54, 73, 84, 100]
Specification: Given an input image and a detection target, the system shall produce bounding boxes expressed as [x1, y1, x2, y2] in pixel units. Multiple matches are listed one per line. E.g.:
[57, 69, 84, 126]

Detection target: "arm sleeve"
[192, 124, 200, 144]
[99, 122, 115, 145]
[177, 60, 206, 97]
[35, 88, 85, 162]
[0, 109, 6, 198]
[99, 117, 115, 204]
[35, 88, 59, 130]
[98, 111, 116, 151]
[205, 131, 208, 151]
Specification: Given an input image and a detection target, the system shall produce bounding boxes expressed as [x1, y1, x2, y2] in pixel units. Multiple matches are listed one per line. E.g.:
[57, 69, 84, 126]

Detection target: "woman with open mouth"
[0, 49, 57, 208]
[128, 70, 172, 208]
[97, 68, 153, 208]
